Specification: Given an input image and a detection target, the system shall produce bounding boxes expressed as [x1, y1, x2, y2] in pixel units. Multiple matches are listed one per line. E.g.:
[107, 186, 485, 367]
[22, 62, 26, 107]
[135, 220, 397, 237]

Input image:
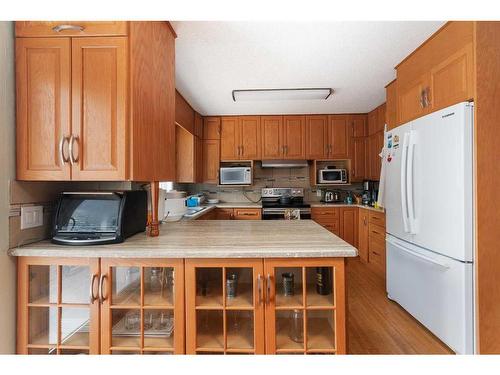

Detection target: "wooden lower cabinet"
[339, 207, 358, 247]
[357, 208, 369, 263]
[197, 208, 262, 220]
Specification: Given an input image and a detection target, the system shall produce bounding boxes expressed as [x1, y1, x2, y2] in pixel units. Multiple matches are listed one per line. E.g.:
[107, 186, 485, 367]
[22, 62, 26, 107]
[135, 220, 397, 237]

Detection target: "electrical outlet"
[20, 206, 44, 230]
[316, 189, 322, 197]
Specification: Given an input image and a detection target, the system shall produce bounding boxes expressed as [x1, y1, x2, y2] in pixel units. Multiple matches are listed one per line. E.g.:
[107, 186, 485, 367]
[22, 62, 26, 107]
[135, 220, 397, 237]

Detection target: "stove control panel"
[261, 188, 304, 198]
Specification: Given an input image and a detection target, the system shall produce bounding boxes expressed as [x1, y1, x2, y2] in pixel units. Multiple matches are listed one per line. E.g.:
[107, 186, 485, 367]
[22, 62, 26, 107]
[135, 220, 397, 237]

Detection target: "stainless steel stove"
[261, 188, 311, 220]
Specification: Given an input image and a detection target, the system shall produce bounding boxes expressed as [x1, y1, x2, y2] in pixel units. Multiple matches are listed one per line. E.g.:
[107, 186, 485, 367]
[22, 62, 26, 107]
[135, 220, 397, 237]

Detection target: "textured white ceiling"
[172, 21, 445, 116]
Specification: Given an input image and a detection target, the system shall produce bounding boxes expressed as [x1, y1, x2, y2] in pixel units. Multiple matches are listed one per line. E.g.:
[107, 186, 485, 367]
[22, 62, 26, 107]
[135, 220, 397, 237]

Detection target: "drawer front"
[369, 223, 386, 243]
[369, 238, 386, 274]
[15, 21, 129, 37]
[215, 208, 234, 220]
[233, 208, 262, 220]
[369, 211, 386, 226]
[318, 220, 340, 235]
[311, 207, 340, 221]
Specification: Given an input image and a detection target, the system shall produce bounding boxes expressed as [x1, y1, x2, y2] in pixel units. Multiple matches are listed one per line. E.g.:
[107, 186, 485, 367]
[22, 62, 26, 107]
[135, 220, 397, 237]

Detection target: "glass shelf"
[307, 310, 336, 351]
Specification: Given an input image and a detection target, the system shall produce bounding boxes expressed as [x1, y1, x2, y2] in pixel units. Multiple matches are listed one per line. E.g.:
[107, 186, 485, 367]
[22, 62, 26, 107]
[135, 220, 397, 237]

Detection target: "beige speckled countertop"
[310, 203, 385, 213]
[8, 220, 358, 259]
[183, 202, 262, 220]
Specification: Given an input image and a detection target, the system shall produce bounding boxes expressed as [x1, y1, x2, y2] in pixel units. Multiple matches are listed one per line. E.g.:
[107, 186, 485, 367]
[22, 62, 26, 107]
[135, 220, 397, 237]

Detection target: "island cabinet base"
[17, 256, 346, 355]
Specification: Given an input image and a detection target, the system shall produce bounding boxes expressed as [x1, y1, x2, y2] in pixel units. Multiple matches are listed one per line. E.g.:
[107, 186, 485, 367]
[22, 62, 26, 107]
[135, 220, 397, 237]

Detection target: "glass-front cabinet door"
[17, 257, 100, 354]
[264, 258, 346, 354]
[99, 259, 184, 354]
[185, 259, 265, 354]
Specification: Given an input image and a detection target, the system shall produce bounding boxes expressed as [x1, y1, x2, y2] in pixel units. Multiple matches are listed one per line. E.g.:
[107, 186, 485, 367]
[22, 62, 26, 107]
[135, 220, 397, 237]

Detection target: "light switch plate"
[20, 205, 44, 230]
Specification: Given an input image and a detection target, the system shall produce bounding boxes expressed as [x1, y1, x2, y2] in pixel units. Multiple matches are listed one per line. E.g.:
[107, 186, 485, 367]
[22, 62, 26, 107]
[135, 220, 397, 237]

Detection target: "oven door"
[262, 208, 311, 220]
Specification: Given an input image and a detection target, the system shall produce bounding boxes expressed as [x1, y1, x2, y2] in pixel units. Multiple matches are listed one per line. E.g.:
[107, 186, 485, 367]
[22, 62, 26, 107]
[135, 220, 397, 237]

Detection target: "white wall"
[0, 21, 17, 354]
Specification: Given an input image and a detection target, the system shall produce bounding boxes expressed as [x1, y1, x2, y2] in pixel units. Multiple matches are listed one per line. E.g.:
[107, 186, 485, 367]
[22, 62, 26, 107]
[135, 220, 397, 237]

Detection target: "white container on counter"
[159, 190, 188, 222]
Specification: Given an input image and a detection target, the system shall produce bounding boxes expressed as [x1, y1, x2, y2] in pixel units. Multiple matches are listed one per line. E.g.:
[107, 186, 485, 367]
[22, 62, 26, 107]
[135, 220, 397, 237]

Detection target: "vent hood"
[261, 160, 308, 168]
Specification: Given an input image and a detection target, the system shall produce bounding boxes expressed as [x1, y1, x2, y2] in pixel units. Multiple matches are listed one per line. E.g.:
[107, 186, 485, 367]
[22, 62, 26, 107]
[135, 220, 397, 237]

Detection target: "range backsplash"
[176, 161, 366, 203]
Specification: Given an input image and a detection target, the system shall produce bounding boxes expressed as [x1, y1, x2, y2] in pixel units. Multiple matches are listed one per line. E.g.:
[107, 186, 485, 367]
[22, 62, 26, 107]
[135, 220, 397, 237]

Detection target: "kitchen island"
[10, 220, 357, 355]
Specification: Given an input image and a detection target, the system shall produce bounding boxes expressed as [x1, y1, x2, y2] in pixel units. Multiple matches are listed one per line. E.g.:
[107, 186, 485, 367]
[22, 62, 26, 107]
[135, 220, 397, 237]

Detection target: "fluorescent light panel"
[232, 88, 333, 102]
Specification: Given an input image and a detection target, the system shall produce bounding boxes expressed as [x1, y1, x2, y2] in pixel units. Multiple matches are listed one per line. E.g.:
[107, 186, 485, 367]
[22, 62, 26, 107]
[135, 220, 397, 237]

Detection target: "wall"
[0, 21, 16, 354]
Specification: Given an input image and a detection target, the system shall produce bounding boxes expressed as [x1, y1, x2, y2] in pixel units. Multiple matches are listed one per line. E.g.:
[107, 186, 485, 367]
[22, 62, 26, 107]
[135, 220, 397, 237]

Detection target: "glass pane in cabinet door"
[306, 267, 335, 307]
[225, 268, 253, 308]
[60, 307, 89, 346]
[196, 310, 223, 350]
[111, 350, 140, 355]
[111, 267, 140, 306]
[60, 349, 89, 355]
[275, 310, 304, 351]
[275, 267, 303, 308]
[28, 306, 57, 345]
[29, 265, 57, 304]
[143, 351, 173, 355]
[111, 309, 141, 348]
[143, 309, 174, 349]
[61, 265, 91, 304]
[144, 267, 174, 306]
[28, 348, 56, 355]
[307, 310, 335, 351]
[226, 310, 254, 350]
[195, 268, 222, 307]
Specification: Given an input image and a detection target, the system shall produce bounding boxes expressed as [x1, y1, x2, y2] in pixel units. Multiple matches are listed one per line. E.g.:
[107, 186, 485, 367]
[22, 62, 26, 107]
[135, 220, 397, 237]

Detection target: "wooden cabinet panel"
[71, 37, 128, 180]
[283, 116, 306, 159]
[340, 207, 357, 247]
[369, 223, 385, 244]
[318, 221, 340, 236]
[367, 132, 384, 180]
[203, 117, 221, 140]
[351, 137, 366, 182]
[202, 140, 220, 184]
[261, 116, 283, 159]
[397, 74, 430, 124]
[240, 116, 261, 160]
[175, 90, 194, 134]
[351, 115, 367, 138]
[175, 125, 195, 183]
[194, 112, 203, 139]
[328, 115, 350, 159]
[377, 103, 386, 132]
[367, 109, 378, 136]
[368, 239, 386, 276]
[369, 211, 386, 227]
[220, 117, 239, 161]
[311, 207, 340, 222]
[358, 209, 369, 263]
[16, 37, 72, 180]
[233, 208, 262, 220]
[15, 21, 128, 37]
[305, 115, 328, 159]
[214, 208, 234, 220]
[385, 80, 398, 130]
[195, 136, 203, 183]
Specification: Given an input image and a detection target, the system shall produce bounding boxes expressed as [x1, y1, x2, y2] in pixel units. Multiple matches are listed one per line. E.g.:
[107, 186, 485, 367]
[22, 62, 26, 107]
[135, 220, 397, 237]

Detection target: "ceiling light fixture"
[232, 88, 333, 102]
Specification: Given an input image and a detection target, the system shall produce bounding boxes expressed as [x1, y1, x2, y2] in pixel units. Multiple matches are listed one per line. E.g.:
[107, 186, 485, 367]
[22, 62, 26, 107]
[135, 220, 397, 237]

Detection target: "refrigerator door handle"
[387, 237, 450, 270]
[407, 130, 417, 234]
[400, 132, 410, 233]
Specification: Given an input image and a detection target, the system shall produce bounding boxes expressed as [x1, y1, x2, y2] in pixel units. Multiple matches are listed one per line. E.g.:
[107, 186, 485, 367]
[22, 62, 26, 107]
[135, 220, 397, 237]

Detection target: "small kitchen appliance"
[219, 166, 252, 185]
[52, 191, 147, 245]
[323, 190, 341, 203]
[261, 188, 311, 220]
[318, 168, 347, 184]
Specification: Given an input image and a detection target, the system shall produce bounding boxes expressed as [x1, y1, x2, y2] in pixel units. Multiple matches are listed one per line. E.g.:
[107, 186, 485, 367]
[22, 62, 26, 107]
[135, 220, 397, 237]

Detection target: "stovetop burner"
[261, 187, 311, 209]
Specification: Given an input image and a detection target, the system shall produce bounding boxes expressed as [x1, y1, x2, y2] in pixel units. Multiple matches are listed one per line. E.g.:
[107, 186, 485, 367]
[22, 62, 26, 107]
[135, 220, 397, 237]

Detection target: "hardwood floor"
[346, 258, 453, 354]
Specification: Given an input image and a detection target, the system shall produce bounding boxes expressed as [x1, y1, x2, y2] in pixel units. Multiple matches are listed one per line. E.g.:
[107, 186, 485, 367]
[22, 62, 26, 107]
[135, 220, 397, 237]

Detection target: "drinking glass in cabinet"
[60, 307, 90, 347]
[28, 306, 57, 345]
[111, 267, 140, 306]
[196, 310, 223, 350]
[275, 267, 303, 308]
[143, 309, 174, 349]
[225, 267, 253, 308]
[275, 309, 305, 351]
[195, 268, 223, 307]
[307, 310, 336, 351]
[29, 265, 57, 304]
[111, 309, 141, 348]
[226, 310, 254, 350]
[61, 265, 91, 304]
[306, 267, 335, 307]
[144, 267, 174, 306]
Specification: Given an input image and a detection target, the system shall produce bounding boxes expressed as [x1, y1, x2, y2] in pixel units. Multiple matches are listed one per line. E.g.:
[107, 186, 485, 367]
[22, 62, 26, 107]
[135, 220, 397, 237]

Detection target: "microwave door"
[322, 170, 341, 183]
[222, 169, 242, 184]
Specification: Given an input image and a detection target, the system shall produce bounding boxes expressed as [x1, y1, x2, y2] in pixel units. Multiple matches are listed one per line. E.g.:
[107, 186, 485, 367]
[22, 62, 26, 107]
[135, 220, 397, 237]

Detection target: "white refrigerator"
[385, 102, 474, 354]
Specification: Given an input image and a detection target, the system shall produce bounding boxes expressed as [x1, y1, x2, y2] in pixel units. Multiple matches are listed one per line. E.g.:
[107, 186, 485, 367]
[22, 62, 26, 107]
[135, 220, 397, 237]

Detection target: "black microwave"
[51, 191, 147, 245]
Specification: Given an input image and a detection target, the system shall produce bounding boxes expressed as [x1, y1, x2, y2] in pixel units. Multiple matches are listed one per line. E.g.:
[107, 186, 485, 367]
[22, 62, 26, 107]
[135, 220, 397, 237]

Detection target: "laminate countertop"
[310, 203, 385, 213]
[8, 220, 358, 259]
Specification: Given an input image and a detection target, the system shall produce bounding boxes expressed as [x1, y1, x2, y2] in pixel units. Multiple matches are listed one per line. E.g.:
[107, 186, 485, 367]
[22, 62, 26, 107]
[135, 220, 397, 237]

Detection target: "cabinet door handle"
[257, 274, 263, 304]
[266, 273, 271, 305]
[59, 136, 70, 165]
[52, 24, 85, 33]
[285, 145, 288, 155]
[89, 274, 98, 304]
[98, 274, 108, 304]
[240, 145, 244, 156]
[69, 135, 79, 165]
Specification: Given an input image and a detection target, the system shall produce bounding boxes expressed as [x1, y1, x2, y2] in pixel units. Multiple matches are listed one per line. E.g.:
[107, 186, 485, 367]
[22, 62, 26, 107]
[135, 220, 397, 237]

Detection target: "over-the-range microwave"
[318, 168, 348, 184]
[219, 166, 252, 185]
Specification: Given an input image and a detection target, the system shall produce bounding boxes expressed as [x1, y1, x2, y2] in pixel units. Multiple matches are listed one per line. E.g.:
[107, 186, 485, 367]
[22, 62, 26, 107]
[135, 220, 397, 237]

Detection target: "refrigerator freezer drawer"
[386, 236, 474, 354]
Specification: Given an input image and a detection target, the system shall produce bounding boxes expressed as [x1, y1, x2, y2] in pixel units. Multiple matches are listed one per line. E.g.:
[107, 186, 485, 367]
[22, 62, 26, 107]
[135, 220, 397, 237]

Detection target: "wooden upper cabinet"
[176, 125, 195, 183]
[195, 136, 203, 183]
[385, 80, 398, 130]
[282, 115, 305, 159]
[351, 137, 366, 182]
[203, 117, 221, 140]
[368, 131, 384, 180]
[328, 115, 350, 159]
[351, 115, 367, 138]
[202, 140, 220, 184]
[16, 37, 72, 181]
[305, 115, 328, 159]
[220, 117, 239, 161]
[367, 109, 377, 136]
[71, 37, 128, 181]
[240, 116, 261, 160]
[397, 74, 430, 125]
[15, 21, 128, 37]
[175, 90, 195, 134]
[194, 112, 203, 139]
[261, 116, 283, 159]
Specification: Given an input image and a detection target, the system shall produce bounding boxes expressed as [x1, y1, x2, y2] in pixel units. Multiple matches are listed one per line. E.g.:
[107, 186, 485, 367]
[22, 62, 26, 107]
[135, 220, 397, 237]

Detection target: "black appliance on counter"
[51, 191, 147, 245]
[261, 188, 311, 220]
[362, 180, 379, 206]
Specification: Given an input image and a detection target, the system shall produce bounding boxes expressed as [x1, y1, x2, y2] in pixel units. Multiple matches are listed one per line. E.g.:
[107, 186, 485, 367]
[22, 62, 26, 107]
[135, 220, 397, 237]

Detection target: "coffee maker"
[362, 180, 376, 206]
